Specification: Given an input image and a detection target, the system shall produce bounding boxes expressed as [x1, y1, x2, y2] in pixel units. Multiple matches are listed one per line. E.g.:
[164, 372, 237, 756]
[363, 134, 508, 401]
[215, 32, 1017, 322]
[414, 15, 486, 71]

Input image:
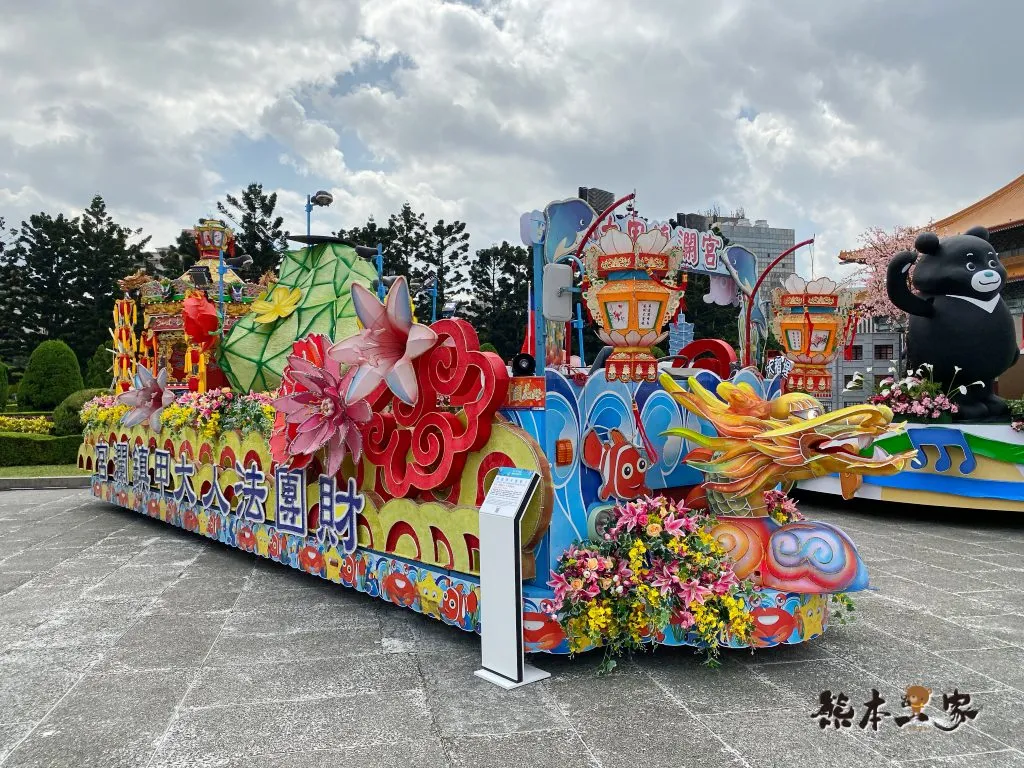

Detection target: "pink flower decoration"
[118, 366, 175, 431]
[328, 276, 439, 406]
[677, 579, 712, 607]
[273, 353, 372, 476]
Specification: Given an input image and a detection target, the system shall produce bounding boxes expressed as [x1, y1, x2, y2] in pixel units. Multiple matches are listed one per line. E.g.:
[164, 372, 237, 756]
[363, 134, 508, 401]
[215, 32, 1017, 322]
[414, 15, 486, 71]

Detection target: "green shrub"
[84, 344, 113, 389]
[53, 388, 109, 436]
[0, 361, 8, 411]
[19, 341, 84, 410]
[0, 433, 83, 466]
[480, 342, 499, 354]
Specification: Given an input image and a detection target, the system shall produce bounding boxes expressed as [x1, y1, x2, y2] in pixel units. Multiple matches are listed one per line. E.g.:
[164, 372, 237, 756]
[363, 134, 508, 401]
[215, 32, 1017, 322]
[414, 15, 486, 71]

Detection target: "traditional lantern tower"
[581, 210, 687, 382]
[771, 274, 856, 398]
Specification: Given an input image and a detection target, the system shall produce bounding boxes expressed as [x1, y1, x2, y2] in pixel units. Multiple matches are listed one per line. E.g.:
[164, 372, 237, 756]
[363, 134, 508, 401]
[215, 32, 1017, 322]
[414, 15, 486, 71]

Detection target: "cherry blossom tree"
[850, 222, 934, 323]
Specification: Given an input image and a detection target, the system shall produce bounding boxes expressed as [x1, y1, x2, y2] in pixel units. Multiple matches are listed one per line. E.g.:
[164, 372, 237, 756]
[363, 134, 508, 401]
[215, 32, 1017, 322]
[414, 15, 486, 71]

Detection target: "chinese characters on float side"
[93, 439, 363, 546]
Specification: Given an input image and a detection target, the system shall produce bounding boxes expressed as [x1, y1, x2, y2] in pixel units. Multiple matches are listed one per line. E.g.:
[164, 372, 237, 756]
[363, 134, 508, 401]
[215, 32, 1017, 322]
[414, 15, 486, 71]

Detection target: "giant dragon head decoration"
[659, 373, 916, 515]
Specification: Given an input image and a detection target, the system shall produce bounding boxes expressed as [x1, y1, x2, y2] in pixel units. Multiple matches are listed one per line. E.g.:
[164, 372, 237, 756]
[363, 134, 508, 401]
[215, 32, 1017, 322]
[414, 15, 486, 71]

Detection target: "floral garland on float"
[549, 495, 755, 672]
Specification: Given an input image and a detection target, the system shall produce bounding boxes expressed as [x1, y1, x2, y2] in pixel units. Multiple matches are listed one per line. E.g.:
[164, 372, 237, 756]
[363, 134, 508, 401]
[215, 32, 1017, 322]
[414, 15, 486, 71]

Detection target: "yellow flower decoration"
[251, 286, 301, 324]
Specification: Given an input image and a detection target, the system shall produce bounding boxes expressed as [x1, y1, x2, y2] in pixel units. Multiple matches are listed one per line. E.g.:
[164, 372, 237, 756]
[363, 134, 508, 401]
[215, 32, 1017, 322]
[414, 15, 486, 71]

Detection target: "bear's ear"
[965, 225, 990, 242]
[915, 232, 940, 255]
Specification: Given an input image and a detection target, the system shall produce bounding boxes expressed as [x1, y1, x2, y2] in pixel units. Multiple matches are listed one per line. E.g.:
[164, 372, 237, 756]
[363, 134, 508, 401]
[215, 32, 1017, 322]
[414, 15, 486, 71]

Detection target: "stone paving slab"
[0, 489, 1021, 767]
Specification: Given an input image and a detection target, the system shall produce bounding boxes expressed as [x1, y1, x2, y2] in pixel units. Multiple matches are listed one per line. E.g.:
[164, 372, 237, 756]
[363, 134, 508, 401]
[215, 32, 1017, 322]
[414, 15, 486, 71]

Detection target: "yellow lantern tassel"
[198, 351, 207, 393]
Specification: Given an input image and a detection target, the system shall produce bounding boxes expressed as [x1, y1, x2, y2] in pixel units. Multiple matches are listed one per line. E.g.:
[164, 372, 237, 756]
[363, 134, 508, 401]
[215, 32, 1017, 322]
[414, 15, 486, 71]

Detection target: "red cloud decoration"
[362, 319, 509, 497]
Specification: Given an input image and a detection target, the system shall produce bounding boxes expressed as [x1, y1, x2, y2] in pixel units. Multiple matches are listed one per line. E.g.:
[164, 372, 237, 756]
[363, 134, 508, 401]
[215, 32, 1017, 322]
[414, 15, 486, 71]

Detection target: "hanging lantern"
[771, 275, 855, 398]
[582, 214, 686, 382]
[193, 219, 234, 261]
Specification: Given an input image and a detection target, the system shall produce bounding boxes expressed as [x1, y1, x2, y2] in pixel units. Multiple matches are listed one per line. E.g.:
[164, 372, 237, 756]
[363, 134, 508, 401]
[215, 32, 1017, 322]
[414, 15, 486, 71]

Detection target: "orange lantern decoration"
[771, 275, 856, 398]
[110, 297, 138, 392]
[582, 214, 687, 383]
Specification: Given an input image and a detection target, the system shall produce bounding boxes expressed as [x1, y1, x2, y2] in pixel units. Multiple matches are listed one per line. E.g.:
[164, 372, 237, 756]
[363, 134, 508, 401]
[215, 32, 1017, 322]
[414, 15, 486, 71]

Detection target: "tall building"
[828, 315, 904, 412]
[714, 217, 796, 291]
[578, 187, 615, 216]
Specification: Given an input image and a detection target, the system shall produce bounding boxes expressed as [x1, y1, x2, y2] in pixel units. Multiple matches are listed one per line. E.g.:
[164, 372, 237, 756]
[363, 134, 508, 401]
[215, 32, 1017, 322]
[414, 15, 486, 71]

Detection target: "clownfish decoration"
[581, 428, 651, 501]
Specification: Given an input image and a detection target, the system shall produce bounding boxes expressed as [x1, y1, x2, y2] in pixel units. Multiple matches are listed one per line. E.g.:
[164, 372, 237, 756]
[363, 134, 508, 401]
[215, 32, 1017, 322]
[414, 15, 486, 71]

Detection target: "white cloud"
[1, 0, 1022, 275]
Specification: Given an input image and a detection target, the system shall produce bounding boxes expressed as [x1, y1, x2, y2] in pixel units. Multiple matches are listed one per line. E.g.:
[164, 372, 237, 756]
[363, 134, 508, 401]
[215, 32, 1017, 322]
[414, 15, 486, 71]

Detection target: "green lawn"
[0, 464, 88, 478]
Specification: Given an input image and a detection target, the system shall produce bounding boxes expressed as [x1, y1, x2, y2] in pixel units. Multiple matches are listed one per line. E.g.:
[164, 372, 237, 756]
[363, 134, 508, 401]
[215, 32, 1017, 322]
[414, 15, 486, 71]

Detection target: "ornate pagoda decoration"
[581, 210, 688, 382]
[771, 274, 856, 398]
[127, 219, 262, 391]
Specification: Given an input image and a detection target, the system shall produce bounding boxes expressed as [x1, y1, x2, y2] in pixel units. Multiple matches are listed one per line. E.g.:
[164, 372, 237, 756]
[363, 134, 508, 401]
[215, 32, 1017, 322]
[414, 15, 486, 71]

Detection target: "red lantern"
[182, 293, 219, 351]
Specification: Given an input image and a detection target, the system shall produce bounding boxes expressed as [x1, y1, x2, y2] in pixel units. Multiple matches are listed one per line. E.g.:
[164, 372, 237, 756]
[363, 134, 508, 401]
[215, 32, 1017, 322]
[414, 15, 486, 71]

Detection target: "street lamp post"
[305, 190, 334, 239]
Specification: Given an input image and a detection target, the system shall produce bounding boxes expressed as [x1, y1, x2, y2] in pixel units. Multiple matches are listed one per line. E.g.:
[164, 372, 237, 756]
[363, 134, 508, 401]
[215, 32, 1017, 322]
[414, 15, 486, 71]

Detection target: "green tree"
[19, 340, 84, 410]
[0, 216, 28, 366]
[683, 273, 740, 350]
[216, 182, 288, 279]
[155, 229, 200, 279]
[339, 204, 430, 304]
[467, 241, 531, 359]
[384, 203, 429, 280]
[0, 360, 9, 410]
[73, 195, 150, 367]
[5, 196, 148, 370]
[84, 343, 113, 388]
[420, 219, 470, 321]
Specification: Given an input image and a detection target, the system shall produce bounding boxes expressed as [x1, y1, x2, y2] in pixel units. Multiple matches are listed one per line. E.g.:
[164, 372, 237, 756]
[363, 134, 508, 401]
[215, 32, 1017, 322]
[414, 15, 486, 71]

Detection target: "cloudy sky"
[2, 0, 1022, 277]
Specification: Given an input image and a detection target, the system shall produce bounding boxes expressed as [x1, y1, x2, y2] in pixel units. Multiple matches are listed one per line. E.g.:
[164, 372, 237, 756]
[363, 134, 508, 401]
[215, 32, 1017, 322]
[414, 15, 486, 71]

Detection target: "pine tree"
[384, 203, 429, 280]
[73, 195, 150, 368]
[337, 216, 395, 283]
[8, 210, 82, 361]
[0, 217, 28, 366]
[216, 182, 288, 278]
[156, 229, 200, 278]
[5, 196, 148, 370]
[467, 242, 530, 359]
[419, 218, 470, 321]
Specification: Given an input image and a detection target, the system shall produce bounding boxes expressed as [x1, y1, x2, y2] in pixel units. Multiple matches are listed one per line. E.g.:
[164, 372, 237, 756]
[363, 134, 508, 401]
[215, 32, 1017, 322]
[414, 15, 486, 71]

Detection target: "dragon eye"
[966, 262, 976, 272]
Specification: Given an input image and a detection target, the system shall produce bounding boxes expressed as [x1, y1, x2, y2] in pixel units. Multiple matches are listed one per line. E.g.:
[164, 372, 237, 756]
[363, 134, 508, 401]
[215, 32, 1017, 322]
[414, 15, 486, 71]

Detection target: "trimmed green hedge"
[0, 433, 83, 467]
[53, 388, 108, 436]
[19, 341, 84, 410]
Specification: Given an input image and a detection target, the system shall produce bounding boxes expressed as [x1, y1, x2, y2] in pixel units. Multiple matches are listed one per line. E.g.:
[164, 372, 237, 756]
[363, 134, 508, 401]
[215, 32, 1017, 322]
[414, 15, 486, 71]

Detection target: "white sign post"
[474, 467, 551, 689]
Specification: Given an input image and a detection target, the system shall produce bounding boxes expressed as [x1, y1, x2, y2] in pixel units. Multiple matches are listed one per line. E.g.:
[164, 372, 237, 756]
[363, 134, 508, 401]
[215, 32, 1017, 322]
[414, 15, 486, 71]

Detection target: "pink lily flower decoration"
[662, 510, 689, 538]
[548, 571, 571, 604]
[329, 276, 439, 406]
[118, 366, 175, 431]
[273, 354, 372, 476]
[650, 561, 684, 596]
[712, 571, 738, 595]
[677, 579, 712, 607]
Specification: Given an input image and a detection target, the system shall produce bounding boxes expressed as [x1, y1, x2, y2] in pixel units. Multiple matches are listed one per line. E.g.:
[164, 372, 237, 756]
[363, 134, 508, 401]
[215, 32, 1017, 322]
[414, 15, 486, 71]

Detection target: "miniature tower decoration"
[581, 209, 687, 382]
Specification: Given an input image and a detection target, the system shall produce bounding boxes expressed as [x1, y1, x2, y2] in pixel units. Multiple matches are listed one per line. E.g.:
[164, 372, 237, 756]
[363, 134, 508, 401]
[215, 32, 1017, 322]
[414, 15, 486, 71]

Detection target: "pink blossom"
[677, 579, 712, 606]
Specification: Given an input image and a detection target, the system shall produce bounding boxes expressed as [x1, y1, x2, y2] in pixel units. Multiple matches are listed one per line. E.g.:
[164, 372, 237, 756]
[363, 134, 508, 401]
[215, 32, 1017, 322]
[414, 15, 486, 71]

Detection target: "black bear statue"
[886, 226, 1019, 421]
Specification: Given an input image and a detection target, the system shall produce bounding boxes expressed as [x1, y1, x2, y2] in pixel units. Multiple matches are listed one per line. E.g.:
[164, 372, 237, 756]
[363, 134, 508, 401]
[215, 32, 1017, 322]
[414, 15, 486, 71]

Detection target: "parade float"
[79, 198, 910, 667]
[798, 226, 1024, 513]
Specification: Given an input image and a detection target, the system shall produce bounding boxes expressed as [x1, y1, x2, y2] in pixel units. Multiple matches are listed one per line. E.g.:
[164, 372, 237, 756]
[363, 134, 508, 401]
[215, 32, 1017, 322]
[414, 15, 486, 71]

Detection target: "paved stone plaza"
[0, 489, 1021, 767]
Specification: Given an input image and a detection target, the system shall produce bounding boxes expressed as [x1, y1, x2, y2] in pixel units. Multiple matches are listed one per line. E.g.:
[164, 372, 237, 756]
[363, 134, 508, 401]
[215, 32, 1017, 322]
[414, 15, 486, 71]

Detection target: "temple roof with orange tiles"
[839, 171, 1024, 265]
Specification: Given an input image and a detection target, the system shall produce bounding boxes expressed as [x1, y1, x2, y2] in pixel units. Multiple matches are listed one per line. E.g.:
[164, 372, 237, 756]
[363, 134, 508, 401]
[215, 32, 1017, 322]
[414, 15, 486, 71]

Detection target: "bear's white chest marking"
[946, 294, 1001, 314]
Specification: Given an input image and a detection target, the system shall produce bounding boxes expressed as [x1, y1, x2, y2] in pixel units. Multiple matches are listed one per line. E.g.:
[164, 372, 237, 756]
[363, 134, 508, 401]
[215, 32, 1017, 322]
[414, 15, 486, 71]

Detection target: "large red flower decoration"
[362, 318, 509, 497]
[269, 334, 331, 471]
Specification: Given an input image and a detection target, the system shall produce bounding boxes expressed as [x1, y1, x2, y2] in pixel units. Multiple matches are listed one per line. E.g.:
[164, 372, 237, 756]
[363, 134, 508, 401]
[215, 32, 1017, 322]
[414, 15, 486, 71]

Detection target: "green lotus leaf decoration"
[218, 242, 378, 392]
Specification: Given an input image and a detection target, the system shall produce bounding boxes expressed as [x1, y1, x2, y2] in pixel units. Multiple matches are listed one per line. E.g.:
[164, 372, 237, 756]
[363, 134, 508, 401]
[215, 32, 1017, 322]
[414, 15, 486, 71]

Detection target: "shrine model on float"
[80, 195, 907, 661]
